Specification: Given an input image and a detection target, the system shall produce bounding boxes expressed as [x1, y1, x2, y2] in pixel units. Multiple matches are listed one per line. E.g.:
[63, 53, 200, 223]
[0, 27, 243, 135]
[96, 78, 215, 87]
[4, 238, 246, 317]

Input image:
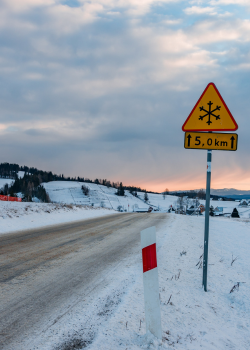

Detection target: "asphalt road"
[0, 212, 168, 349]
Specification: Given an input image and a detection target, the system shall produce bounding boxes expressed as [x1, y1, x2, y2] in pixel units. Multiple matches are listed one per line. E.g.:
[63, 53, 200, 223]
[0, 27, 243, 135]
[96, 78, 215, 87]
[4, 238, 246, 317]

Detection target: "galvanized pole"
[203, 150, 212, 291]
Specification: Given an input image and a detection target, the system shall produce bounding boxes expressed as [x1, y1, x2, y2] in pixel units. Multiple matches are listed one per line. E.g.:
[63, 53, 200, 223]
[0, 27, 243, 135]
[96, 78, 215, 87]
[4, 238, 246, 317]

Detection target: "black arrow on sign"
[187, 134, 192, 147]
[230, 136, 235, 149]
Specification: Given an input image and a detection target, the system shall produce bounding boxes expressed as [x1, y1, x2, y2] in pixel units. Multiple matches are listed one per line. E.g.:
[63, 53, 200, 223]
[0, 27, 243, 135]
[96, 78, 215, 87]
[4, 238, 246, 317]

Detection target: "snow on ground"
[0, 201, 116, 235]
[17, 171, 25, 178]
[0, 178, 14, 188]
[1, 178, 245, 217]
[43, 181, 177, 211]
[43, 180, 247, 217]
[138, 192, 177, 211]
[200, 199, 250, 218]
[26, 213, 250, 350]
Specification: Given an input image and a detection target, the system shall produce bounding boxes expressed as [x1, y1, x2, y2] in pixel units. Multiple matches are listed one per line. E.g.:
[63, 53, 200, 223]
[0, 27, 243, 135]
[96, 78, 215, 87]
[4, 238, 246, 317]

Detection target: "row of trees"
[171, 189, 206, 200]
[3, 175, 51, 202]
[0, 163, 19, 179]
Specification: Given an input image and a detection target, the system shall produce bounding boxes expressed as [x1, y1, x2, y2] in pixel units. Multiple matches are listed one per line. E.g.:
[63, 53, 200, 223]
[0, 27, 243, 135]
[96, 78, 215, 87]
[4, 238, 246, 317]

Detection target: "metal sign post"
[182, 82, 238, 292]
[203, 150, 212, 291]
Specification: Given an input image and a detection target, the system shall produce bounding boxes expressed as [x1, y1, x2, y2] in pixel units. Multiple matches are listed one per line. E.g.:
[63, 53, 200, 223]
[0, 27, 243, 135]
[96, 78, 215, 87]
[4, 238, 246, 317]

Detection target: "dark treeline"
[0, 162, 159, 202]
[0, 163, 19, 178]
[171, 190, 235, 201]
[170, 190, 206, 199]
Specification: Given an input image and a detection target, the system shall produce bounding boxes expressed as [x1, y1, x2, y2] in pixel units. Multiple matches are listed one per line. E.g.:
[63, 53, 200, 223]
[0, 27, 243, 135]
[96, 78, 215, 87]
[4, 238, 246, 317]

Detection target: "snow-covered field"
[43, 180, 250, 218]
[0, 201, 116, 235]
[21, 213, 250, 350]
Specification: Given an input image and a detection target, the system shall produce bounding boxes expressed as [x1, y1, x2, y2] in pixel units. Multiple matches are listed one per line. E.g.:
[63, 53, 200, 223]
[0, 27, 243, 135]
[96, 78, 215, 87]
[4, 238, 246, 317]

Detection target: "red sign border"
[182, 82, 238, 132]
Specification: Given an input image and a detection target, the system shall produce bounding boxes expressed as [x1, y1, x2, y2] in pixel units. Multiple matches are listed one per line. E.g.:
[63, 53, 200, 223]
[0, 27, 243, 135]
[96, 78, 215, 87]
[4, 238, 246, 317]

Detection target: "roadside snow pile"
[0, 201, 116, 235]
[33, 214, 250, 350]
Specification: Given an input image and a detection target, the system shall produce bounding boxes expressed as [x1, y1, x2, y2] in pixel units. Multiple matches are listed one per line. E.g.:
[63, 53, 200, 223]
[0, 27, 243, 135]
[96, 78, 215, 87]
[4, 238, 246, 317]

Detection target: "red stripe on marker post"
[142, 243, 157, 273]
[141, 226, 162, 340]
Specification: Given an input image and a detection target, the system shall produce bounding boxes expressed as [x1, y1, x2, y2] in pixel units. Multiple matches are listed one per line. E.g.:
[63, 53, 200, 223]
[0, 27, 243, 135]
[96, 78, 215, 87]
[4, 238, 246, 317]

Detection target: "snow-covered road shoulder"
[0, 201, 117, 235]
[30, 214, 250, 350]
[85, 215, 250, 349]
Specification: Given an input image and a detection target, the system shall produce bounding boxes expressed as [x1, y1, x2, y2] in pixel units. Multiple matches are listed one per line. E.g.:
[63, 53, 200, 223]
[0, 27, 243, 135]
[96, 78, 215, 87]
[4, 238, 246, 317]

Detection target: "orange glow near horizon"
[131, 170, 250, 193]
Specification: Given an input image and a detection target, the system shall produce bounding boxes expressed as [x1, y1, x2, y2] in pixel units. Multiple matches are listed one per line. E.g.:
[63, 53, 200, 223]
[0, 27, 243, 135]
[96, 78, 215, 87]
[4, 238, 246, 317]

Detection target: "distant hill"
[210, 189, 250, 200]
[171, 188, 250, 200]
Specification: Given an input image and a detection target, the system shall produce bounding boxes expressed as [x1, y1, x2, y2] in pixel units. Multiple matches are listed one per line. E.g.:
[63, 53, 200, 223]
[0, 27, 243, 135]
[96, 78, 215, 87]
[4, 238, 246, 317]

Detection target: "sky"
[0, 0, 250, 192]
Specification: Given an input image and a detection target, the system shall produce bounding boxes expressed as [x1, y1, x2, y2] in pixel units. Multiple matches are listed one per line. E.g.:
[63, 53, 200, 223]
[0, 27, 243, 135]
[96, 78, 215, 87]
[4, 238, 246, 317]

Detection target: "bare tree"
[177, 196, 184, 209]
[197, 189, 206, 199]
[162, 188, 169, 200]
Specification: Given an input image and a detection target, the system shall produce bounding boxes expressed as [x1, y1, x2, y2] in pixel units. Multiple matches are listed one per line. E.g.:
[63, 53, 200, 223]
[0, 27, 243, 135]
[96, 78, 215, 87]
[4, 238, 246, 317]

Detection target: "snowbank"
[0, 201, 116, 235]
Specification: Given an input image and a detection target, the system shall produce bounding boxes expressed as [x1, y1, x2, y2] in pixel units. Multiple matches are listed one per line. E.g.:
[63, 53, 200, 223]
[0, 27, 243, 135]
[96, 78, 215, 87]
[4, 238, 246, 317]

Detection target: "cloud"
[210, 0, 250, 5]
[2, 0, 57, 12]
[0, 0, 249, 190]
[184, 6, 217, 15]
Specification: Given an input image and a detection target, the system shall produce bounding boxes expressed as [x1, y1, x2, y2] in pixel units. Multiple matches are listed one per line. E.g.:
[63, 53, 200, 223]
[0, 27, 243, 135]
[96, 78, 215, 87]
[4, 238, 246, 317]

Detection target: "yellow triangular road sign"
[182, 83, 238, 131]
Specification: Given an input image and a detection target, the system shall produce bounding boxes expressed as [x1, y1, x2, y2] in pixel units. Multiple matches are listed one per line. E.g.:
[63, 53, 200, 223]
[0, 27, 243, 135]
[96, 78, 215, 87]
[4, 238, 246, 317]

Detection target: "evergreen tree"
[116, 182, 125, 196]
[231, 208, 240, 218]
[81, 185, 89, 196]
[144, 192, 149, 202]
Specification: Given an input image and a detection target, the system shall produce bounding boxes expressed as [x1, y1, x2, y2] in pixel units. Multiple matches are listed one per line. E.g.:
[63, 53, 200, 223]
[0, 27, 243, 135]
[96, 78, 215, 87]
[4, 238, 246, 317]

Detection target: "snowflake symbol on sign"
[199, 101, 221, 125]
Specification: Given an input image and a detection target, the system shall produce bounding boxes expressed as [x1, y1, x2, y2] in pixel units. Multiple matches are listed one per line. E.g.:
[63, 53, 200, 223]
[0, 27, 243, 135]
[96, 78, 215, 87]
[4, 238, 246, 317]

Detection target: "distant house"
[186, 205, 202, 216]
[214, 207, 223, 216]
[239, 199, 248, 207]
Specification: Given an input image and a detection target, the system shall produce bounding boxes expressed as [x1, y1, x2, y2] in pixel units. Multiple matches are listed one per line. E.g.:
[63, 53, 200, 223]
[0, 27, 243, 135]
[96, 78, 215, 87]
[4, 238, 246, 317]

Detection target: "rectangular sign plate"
[184, 132, 238, 151]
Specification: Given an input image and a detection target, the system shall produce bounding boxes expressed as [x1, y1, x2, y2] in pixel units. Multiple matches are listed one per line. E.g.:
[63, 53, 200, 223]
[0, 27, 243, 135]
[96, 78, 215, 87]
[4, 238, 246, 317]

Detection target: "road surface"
[0, 212, 168, 349]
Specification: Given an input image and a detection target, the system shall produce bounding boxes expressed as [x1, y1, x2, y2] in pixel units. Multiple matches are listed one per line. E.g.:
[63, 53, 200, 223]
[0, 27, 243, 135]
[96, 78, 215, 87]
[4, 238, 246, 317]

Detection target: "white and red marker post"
[141, 226, 162, 340]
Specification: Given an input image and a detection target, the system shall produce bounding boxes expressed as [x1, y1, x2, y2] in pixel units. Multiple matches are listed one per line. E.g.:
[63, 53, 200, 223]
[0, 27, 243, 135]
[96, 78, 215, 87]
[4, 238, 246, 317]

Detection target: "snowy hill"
[42, 181, 250, 217]
[210, 188, 250, 200]
[211, 188, 250, 196]
[42, 181, 178, 212]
